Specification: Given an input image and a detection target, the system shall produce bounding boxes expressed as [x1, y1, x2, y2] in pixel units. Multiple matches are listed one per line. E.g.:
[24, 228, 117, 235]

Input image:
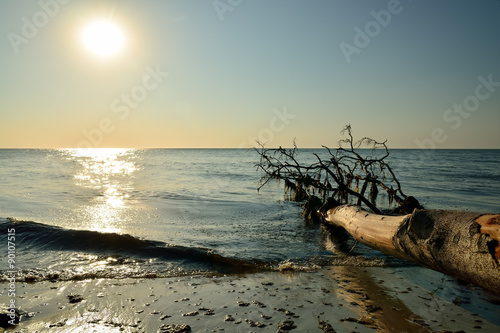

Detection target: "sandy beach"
[3, 265, 500, 333]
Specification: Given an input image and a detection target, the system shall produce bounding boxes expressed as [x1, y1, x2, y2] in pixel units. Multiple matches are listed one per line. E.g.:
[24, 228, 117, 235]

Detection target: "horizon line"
[1, 147, 499, 150]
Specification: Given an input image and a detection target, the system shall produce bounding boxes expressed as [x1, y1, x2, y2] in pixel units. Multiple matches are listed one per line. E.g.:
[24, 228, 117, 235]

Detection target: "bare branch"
[255, 125, 422, 219]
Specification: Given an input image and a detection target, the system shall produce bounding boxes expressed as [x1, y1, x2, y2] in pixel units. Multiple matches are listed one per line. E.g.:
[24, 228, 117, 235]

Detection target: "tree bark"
[323, 205, 500, 296]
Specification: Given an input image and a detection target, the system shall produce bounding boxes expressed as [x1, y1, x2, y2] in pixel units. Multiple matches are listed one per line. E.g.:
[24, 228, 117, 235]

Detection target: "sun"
[82, 20, 125, 57]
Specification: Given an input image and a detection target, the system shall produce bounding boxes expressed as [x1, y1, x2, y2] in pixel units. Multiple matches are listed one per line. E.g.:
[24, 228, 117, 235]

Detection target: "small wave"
[275, 254, 413, 272]
[0, 218, 414, 283]
[1, 266, 166, 283]
[0, 218, 263, 275]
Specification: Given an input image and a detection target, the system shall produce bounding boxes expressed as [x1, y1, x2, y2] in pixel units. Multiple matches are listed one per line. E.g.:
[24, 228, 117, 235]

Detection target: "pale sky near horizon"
[1, 0, 499, 149]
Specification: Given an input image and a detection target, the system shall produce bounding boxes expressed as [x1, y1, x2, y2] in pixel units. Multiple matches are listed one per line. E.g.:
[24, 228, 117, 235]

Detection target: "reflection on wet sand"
[327, 265, 430, 332]
[319, 224, 500, 332]
[319, 224, 429, 331]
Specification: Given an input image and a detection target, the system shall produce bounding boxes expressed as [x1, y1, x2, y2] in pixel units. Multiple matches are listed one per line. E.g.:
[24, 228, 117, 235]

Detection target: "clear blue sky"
[1, 0, 499, 148]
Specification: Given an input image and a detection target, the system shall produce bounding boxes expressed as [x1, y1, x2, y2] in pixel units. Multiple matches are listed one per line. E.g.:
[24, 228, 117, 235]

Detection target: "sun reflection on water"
[60, 148, 138, 233]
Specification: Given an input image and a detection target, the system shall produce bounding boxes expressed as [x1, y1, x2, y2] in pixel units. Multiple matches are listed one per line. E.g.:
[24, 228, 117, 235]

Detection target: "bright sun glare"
[82, 21, 125, 57]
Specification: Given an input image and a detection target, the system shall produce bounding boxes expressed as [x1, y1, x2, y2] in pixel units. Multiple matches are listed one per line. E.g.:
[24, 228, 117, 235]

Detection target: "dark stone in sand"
[340, 317, 358, 323]
[245, 319, 267, 328]
[366, 305, 382, 313]
[412, 318, 429, 327]
[203, 309, 215, 315]
[277, 319, 297, 332]
[346, 288, 359, 294]
[0, 306, 30, 328]
[182, 311, 198, 317]
[67, 294, 84, 303]
[224, 314, 235, 322]
[252, 300, 267, 308]
[25, 275, 37, 283]
[317, 317, 336, 332]
[237, 301, 250, 307]
[158, 324, 192, 333]
[47, 273, 60, 282]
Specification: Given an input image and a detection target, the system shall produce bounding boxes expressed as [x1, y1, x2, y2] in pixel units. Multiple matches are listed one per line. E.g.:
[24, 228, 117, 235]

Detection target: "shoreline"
[3, 266, 499, 332]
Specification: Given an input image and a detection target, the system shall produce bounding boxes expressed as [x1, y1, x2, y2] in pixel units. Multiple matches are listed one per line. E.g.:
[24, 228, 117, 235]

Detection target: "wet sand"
[3, 266, 500, 333]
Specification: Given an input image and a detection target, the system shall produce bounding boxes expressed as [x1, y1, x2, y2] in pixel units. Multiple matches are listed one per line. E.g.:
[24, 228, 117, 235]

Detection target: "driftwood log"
[256, 126, 500, 295]
[322, 205, 500, 295]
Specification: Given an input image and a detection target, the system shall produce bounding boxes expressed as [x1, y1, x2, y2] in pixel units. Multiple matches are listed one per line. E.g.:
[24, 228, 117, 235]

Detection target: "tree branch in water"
[255, 125, 422, 219]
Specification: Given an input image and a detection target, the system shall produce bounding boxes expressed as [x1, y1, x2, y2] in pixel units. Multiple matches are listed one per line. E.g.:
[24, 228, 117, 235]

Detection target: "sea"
[1, 148, 499, 290]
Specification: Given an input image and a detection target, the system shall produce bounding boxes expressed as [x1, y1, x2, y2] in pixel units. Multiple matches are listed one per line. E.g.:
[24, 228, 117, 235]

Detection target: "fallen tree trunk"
[322, 205, 500, 296]
[255, 126, 500, 295]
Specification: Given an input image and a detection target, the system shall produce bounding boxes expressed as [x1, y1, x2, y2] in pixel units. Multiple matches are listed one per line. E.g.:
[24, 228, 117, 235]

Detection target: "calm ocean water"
[0, 148, 499, 282]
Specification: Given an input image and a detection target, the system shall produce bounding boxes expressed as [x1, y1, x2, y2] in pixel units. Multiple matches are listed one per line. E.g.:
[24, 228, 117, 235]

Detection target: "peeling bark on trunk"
[323, 205, 500, 295]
